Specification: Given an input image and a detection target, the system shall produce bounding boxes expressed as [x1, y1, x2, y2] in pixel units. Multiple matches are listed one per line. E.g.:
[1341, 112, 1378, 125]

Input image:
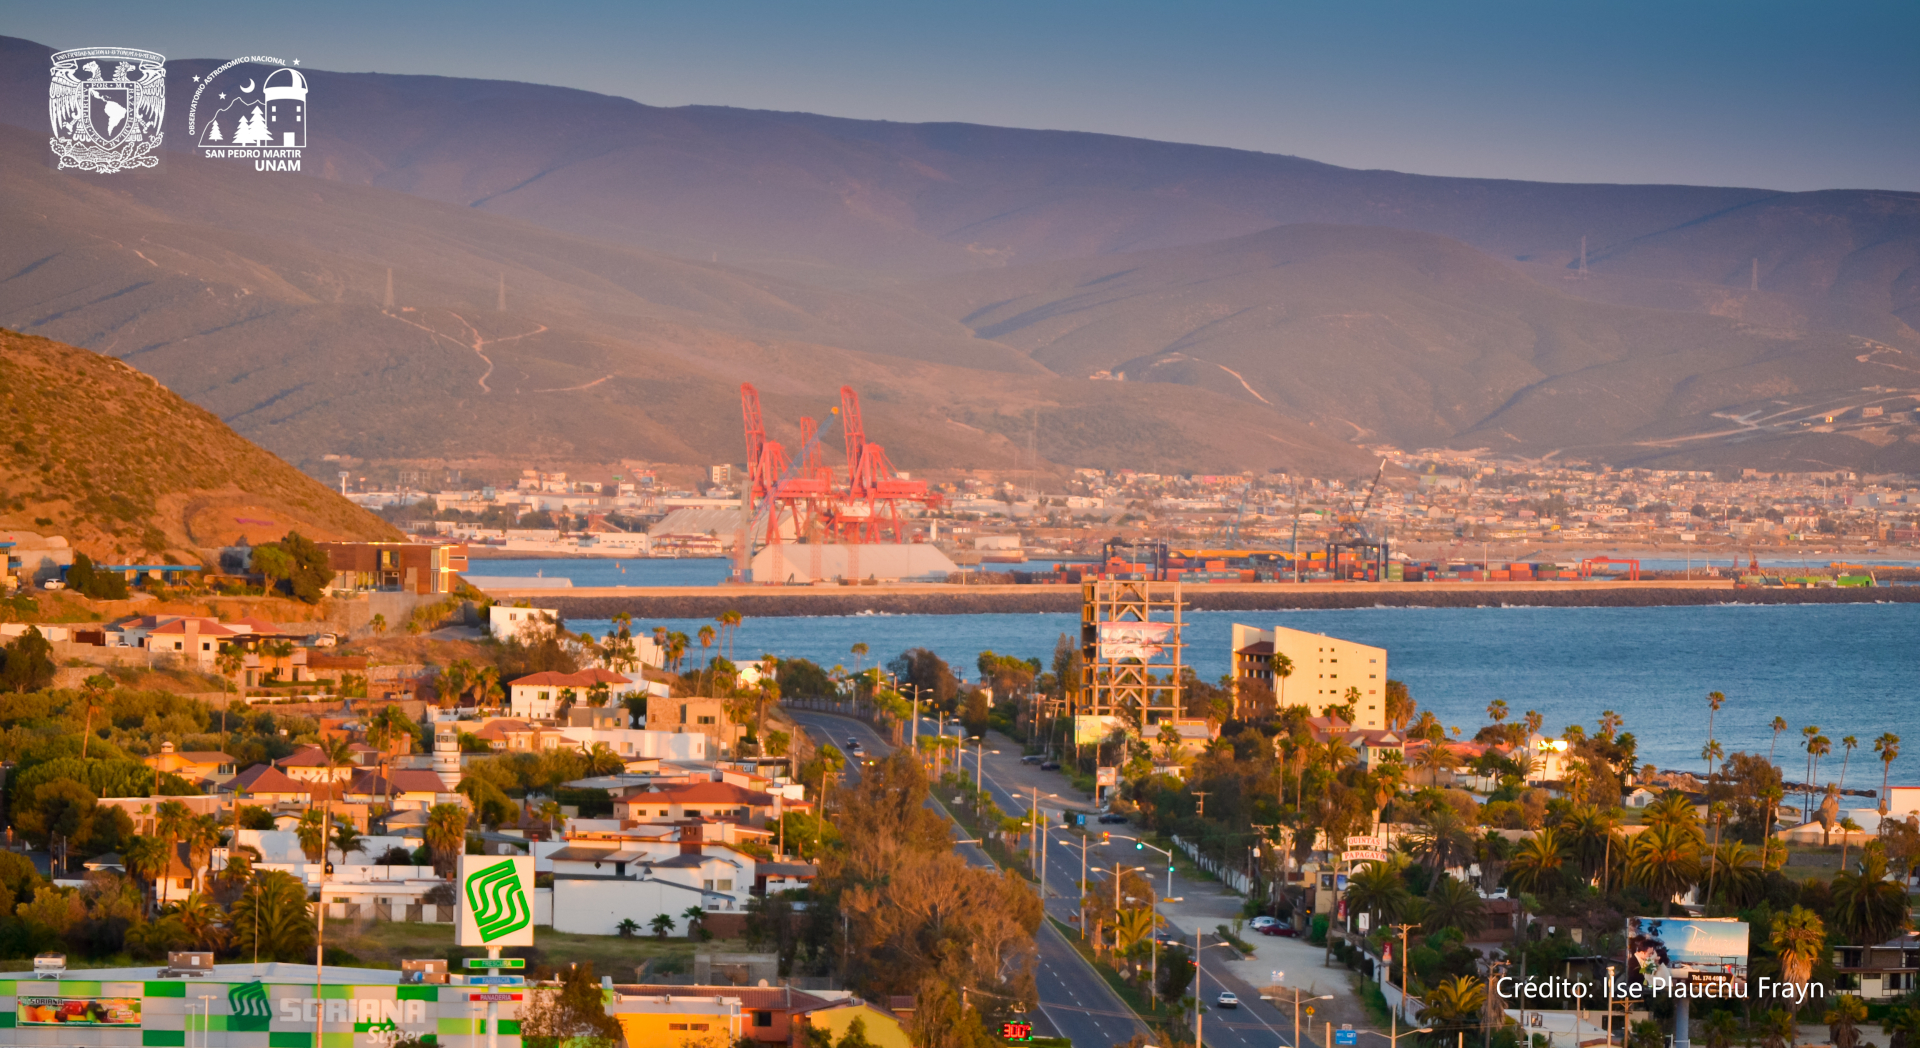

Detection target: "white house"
[487, 605, 559, 642]
[548, 840, 757, 935]
[506, 668, 643, 720]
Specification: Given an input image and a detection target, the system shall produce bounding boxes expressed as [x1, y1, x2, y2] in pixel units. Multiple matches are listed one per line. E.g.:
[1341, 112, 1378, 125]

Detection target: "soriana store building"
[0, 962, 522, 1047]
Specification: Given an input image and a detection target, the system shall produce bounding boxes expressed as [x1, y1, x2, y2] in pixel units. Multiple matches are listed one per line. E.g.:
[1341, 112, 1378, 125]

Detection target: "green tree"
[1626, 823, 1702, 915]
[1421, 874, 1486, 938]
[14, 777, 98, 849]
[0, 626, 55, 692]
[649, 913, 675, 939]
[230, 870, 316, 962]
[1830, 847, 1911, 947]
[425, 804, 468, 878]
[1827, 993, 1868, 1048]
[520, 961, 620, 1048]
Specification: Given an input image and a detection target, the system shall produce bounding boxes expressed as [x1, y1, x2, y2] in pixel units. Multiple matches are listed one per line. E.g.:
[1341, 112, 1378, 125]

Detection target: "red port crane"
[739, 383, 938, 546]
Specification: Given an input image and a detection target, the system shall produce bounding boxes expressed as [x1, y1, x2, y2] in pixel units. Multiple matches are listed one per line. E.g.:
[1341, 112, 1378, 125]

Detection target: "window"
[718, 879, 733, 891]
[669, 1024, 688, 1031]
[754, 1010, 774, 1027]
[1839, 948, 1864, 968]
[697, 715, 716, 725]
[703, 879, 715, 890]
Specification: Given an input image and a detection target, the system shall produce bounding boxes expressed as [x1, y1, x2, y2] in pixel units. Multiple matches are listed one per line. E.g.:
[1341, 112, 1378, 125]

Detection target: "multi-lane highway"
[789, 708, 1342, 1047]
[787, 709, 1152, 1048]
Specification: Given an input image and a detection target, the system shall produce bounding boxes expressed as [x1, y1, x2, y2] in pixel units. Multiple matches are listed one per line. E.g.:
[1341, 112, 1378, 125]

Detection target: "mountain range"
[2, 34, 1917, 475]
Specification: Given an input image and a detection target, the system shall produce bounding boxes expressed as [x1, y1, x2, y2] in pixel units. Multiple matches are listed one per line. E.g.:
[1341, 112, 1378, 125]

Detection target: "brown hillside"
[0, 330, 399, 564]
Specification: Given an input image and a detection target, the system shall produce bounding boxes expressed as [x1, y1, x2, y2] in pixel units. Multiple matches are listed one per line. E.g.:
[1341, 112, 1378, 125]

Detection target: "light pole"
[1193, 931, 1238, 1048]
[1261, 983, 1334, 1048]
[1056, 834, 1094, 940]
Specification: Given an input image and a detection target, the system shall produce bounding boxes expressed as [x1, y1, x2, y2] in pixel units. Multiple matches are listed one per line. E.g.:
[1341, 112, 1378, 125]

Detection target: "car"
[1021, 754, 1043, 764]
[1040, 761, 1061, 771]
[1249, 916, 1278, 929]
[1216, 992, 1239, 1009]
[849, 742, 865, 755]
[1258, 923, 1295, 937]
[1097, 812, 1129, 824]
[847, 737, 859, 747]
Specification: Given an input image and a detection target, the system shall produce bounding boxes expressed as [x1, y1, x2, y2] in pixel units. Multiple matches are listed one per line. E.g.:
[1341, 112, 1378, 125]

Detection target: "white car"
[1216, 991, 1239, 1009]
[1249, 916, 1278, 929]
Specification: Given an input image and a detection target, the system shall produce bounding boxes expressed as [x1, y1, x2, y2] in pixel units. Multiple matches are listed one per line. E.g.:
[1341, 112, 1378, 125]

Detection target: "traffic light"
[1101, 832, 1111, 844]
[1135, 842, 1144, 850]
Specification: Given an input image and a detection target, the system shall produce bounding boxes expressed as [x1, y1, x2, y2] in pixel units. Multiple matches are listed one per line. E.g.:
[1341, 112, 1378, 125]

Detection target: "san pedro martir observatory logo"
[189, 56, 309, 171]
[48, 47, 166, 173]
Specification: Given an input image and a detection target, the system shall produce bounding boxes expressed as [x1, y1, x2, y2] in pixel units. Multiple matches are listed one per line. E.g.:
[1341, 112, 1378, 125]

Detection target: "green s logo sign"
[464, 859, 531, 941]
[227, 981, 271, 1031]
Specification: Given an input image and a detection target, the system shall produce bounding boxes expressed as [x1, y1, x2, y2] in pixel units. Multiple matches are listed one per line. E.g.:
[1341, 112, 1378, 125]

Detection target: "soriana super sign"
[457, 856, 535, 948]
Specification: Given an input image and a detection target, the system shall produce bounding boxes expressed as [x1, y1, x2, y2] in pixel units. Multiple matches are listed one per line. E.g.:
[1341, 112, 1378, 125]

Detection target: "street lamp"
[1110, 833, 1176, 898]
[1192, 932, 1239, 1048]
[1260, 982, 1334, 1048]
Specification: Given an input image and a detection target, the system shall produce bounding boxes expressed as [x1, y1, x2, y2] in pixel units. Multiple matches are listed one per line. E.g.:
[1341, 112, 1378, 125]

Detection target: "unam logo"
[464, 860, 530, 942]
[227, 981, 270, 1032]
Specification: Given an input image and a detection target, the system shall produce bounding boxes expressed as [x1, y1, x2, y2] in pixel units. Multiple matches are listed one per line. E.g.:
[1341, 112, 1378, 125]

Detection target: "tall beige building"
[1230, 624, 1387, 729]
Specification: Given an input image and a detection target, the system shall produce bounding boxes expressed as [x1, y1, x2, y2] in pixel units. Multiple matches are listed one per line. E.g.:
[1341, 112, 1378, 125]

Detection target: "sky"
[8, 0, 1918, 192]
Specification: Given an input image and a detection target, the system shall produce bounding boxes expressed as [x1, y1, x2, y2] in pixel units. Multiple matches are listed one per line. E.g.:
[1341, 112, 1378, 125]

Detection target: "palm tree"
[616, 917, 640, 939]
[1627, 823, 1702, 915]
[296, 809, 326, 862]
[1701, 740, 1724, 780]
[1487, 699, 1509, 726]
[849, 641, 868, 674]
[230, 870, 315, 963]
[330, 819, 363, 865]
[584, 743, 624, 777]
[1419, 975, 1488, 1037]
[1112, 907, 1157, 956]
[1801, 725, 1822, 815]
[1704, 691, 1725, 777]
[174, 891, 228, 951]
[1830, 848, 1911, 948]
[1270, 652, 1293, 711]
[425, 803, 468, 878]
[719, 609, 742, 659]
[1643, 792, 1700, 835]
[1422, 875, 1486, 937]
[1875, 733, 1901, 815]
[124, 835, 170, 917]
[1345, 860, 1413, 927]
[155, 799, 196, 845]
[1769, 716, 1789, 762]
[1708, 841, 1763, 911]
[1826, 993, 1868, 1048]
[1807, 735, 1832, 820]
[183, 815, 223, 895]
[1759, 1007, 1796, 1048]
[649, 913, 675, 939]
[1703, 1010, 1740, 1048]
[1415, 739, 1458, 787]
[1508, 828, 1565, 897]
[1837, 816, 1864, 868]
[1771, 906, 1825, 1014]
[696, 625, 716, 692]
[681, 905, 707, 939]
[1412, 807, 1473, 873]
[1838, 735, 1859, 793]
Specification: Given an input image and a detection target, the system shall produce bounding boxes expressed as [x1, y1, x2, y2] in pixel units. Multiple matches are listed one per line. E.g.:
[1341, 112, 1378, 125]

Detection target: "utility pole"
[1193, 790, 1210, 818]
[1390, 922, 1420, 1048]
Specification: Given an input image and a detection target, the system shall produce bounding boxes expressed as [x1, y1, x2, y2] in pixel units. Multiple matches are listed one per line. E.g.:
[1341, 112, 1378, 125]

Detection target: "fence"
[1170, 834, 1253, 895]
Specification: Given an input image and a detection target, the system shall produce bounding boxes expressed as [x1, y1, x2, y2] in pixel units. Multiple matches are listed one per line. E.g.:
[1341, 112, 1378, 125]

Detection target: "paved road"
[921, 718, 1353, 1048]
[788, 709, 1151, 1048]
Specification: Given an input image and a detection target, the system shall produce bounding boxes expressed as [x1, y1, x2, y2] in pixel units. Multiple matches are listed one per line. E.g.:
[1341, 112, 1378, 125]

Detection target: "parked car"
[1040, 761, 1062, 771]
[1258, 923, 1295, 937]
[1249, 916, 1278, 929]
[1097, 812, 1129, 824]
[1216, 992, 1239, 1009]
[1021, 754, 1043, 764]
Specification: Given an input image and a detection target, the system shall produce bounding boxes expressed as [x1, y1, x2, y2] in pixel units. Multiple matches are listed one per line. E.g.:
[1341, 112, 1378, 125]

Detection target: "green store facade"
[0, 964, 522, 1048]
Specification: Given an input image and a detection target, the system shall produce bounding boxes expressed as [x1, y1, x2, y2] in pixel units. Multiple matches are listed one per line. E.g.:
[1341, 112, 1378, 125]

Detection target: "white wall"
[550, 877, 719, 936]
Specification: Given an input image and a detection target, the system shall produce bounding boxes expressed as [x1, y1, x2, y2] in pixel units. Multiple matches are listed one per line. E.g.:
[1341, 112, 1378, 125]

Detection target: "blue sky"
[9, 0, 1916, 191]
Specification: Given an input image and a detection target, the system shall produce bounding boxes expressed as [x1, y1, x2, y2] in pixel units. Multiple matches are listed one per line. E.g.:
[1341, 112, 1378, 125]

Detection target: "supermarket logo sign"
[465, 859, 532, 942]
[227, 982, 270, 1031]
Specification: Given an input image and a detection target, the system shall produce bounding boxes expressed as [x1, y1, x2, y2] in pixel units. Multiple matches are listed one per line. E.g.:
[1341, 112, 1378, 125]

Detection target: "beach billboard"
[1627, 917, 1749, 986]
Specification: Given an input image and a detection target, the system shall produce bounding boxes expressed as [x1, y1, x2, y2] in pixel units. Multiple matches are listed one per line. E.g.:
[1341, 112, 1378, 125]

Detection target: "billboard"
[1627, 918, 1749, 986]
[1096, 622, 1173, 661]
[17, 996, 141, 1027]
[1074, 715, 1127, 745]
[457, 855, 536, 948]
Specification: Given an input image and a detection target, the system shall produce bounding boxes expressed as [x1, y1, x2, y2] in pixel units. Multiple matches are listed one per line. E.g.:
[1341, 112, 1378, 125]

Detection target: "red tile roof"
[225, 764, 311, 796]
[347, 768, 447, 796]
[508, 669, 632, 688]
[637, 782, 776, 806]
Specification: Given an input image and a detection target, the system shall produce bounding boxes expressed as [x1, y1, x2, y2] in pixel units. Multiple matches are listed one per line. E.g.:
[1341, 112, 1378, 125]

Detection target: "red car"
[1258, 923, 1296, 937]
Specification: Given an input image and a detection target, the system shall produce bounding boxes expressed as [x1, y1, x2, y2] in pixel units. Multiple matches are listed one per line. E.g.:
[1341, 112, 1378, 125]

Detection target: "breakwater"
[508, 580, 1920, 620]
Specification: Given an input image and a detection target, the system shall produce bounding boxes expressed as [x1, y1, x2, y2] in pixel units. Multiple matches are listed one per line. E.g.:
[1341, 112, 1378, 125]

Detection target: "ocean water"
[557, 600, 1920, 777]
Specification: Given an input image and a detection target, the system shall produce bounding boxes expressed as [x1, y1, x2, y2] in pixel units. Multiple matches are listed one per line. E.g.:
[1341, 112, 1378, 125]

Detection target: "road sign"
[1345, 835, 1386, 849]
[1336, 1026, 1358, 1045]
[456, 856, 535, 948]
[1342, 849, 1390, 863]
[467, 975, 526, 986]
[465, 958, 526, 969]
[469, 993, 522, 1002]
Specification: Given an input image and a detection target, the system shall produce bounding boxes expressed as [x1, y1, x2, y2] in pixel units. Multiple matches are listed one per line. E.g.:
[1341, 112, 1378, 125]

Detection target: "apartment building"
[1231, 623, 1387, 729]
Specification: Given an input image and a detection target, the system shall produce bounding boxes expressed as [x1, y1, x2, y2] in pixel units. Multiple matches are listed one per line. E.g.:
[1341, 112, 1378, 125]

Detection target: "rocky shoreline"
[540, 583, 1920, 620]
